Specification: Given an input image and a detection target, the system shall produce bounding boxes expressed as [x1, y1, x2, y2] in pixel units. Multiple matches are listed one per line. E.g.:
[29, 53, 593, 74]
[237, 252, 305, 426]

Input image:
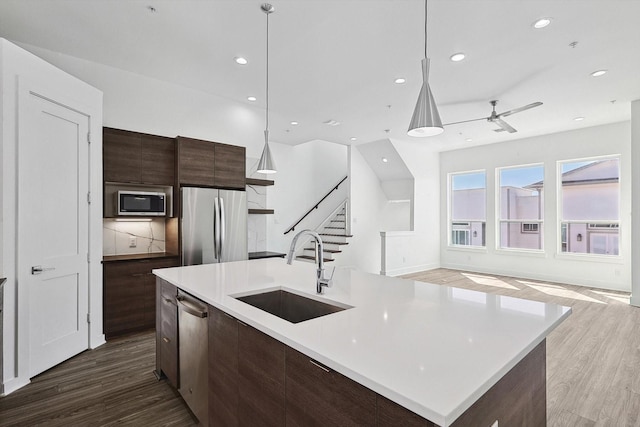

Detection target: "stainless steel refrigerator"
[181, 187, 247, 266]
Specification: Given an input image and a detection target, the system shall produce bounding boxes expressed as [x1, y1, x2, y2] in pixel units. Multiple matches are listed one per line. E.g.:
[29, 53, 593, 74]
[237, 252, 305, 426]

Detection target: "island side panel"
[377, 395, 436, 427]
[451, 339, 547, 427]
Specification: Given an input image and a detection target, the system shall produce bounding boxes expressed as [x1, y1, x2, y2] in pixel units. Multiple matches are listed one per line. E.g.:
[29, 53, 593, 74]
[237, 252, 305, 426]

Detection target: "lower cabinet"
[285, 346, 376, 426]
[208, 306, 286, 427]
[180, 300, 544, 427]
[156, 278, 178, 388]
[104, 257, 179, 338]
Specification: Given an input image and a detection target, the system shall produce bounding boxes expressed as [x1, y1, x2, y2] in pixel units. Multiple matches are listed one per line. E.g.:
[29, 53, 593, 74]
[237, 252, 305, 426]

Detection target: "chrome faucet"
[286, 229, 333, 294]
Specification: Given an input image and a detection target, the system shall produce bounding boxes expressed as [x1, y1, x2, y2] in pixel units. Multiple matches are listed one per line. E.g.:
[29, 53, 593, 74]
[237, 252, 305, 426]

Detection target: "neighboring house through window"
[559, 157, 620, 256]
[450, 171, 486, 247]
[498, 164, 544, 250]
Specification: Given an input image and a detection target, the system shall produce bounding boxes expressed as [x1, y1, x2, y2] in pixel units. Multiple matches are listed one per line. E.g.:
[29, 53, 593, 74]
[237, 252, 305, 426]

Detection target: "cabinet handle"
[309, 359, 330, 373]
[162, 337, 170, 343]
[223, 312, 235, 320]
[237, 320, 248, 327]
[131, 273, 146, 277]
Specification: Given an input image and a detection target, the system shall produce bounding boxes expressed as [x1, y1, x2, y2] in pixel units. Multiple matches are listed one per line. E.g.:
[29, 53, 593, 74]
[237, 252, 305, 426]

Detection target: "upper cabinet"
[177, 136, 245, 190]
[104, 127, 175, 186]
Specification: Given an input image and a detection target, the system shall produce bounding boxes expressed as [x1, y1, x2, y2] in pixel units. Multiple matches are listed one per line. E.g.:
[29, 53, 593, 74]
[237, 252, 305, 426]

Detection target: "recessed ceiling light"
[147, 5, 157, 13]
[591, 70, 607, 77]
[247, 96, 257, 102]
[394, 78, 406, 84]
[350, 137, 357, 141]
[533, 18, 552, 29]
[235, 57, 248, 65]
[323, 119, 341, 126]
[465, 138, 473, 142]
[450, 53, 465, 62]
[574, 117, 585, 121]
[381, 157, 388, 163]
[290, 121, 298, 125]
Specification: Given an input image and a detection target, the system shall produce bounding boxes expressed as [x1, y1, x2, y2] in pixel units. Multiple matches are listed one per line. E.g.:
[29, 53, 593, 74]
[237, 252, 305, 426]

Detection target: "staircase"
[296, 205, 352, 263]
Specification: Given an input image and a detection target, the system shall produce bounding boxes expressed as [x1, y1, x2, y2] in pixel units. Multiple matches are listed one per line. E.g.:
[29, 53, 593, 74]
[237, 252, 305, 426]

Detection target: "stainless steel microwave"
[117, 191, 166, 216]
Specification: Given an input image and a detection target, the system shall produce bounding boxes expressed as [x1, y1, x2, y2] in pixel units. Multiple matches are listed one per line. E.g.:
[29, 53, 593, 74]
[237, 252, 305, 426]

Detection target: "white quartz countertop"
[154, 258, 571, 426]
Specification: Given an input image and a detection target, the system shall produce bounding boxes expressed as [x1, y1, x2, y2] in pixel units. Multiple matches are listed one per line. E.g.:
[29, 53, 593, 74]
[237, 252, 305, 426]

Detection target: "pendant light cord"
[266, 10, 270, 132]
[424, 0, 428, 59]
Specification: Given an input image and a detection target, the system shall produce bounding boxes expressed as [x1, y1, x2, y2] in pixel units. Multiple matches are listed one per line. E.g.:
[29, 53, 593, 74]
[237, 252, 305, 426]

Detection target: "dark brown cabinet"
[103, 128, 175, 186]
[208, 306, 285, 427]
[177, 136, 245, 189]
[377, 396, 436, 427]
[156, 278, 178, 388]
[285, 347, 376, 426]
[103, 257, 179, 338]
[209, 307, 239, 426]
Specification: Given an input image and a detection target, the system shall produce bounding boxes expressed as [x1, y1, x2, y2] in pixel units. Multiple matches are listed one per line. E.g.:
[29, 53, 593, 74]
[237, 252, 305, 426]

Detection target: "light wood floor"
[1, 268, 638, 426]
[404, 268, 640, 427]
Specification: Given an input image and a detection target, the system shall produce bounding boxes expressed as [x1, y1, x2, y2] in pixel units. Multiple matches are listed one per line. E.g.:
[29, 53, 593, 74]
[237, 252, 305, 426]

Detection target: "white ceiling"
[1, 0, 639, 153]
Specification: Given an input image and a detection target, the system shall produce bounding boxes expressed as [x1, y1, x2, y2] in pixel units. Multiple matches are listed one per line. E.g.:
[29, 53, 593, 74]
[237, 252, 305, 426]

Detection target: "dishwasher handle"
[177, 295, 208, 318]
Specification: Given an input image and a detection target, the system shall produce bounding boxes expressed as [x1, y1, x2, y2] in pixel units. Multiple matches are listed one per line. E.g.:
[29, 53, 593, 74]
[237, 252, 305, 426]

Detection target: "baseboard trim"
[440, 262, 630, 292]
[381, 263, 440, 277]
[1, 376, 31, 396]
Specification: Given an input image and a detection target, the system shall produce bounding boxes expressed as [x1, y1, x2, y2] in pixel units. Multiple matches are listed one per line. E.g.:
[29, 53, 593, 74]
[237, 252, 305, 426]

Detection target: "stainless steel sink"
[234, 289, 350, 323]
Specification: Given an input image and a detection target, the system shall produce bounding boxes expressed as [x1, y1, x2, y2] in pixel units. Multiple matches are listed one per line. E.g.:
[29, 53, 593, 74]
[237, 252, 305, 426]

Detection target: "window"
[450, 171, 486, 247]
[498, 164, 544, 250]
[559, 157, 619, 256]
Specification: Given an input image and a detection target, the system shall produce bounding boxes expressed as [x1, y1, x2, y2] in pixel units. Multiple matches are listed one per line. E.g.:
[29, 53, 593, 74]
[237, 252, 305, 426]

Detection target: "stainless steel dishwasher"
[177, 290, 208, 426]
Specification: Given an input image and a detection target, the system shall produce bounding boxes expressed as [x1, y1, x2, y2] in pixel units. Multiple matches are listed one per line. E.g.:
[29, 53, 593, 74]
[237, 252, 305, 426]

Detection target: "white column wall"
[440, 122, 631, 292]
[631, 100, 640, 306]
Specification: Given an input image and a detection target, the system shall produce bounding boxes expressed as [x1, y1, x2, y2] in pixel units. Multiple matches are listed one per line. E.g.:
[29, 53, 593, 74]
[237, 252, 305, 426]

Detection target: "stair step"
[320, 233, 353, 237]
[330, 220, 345, 223]
[304, 247, 342, 254]
[323, 241, 349, 246]
[296, 255, 334, 262]
[324, 226, 345, 230]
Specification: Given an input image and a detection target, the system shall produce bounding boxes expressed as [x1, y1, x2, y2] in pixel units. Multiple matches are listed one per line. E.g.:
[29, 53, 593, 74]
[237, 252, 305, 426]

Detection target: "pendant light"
[407, 0, 444, 137]
[257, 3, 277, 174]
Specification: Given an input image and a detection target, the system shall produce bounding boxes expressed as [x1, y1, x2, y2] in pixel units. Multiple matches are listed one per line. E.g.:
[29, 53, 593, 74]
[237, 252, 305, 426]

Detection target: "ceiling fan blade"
[492, 118, 517, 133]
[443, 117, 488, 126]
[499, 102, 543, 117]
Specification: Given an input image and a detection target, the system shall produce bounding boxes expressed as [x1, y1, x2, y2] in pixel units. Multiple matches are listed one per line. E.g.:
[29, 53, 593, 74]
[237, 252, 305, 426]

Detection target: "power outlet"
[129, 236, 137, 248]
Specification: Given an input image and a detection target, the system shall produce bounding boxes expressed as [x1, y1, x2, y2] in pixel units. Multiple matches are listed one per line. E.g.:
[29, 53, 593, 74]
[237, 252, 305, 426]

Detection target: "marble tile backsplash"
[247, 157, 268, 253]
[103, 219, 166, 256]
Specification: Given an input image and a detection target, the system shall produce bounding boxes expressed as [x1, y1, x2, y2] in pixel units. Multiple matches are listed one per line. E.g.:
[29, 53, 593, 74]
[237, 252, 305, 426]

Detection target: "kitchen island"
[153, 258, 570, 426]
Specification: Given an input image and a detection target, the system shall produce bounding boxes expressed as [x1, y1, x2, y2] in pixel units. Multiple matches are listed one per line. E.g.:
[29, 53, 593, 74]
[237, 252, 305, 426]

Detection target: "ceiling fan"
[444, 100, 543, 133]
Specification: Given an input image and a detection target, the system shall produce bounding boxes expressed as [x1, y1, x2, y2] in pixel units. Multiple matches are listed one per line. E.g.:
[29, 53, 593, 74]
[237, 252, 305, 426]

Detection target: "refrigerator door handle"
[213, 196, 220, 260]
[219, 196, 226, 261]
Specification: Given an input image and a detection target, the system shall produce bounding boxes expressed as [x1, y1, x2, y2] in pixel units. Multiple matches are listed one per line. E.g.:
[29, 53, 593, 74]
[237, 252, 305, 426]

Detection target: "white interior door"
[19, 87, 90, 377]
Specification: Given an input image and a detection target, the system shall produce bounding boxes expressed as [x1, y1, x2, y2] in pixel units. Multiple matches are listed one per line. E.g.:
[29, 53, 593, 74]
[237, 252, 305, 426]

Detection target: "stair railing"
[284, 175, 348, 235]
[294, 198, 349, 261]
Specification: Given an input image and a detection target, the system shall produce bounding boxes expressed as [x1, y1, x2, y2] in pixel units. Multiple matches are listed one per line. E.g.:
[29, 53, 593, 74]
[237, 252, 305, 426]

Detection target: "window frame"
[448, 170, 487, 249]
[496, 163, 545, 253]
[557, 155, 621, 258]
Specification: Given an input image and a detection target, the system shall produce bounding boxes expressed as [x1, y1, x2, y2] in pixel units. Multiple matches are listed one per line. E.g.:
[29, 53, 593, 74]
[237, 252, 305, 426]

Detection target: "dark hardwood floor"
[0, 331, 196, 426]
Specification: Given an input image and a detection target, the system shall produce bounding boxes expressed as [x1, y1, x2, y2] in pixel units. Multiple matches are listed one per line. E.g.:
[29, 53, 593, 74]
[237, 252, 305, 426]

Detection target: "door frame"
[1, 53, 103, 394]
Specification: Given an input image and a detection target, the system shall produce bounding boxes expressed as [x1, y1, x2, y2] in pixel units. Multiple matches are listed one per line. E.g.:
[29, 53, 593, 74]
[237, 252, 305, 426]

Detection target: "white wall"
[440, 122, 631, 292]
[383, 140, 441, 275]
[1, 39, 104, 393]
[265, 140, 348, 254]
[631, 100, 640, 306]
[17, 42, 269, 159]
[337, 147, 388, 274]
